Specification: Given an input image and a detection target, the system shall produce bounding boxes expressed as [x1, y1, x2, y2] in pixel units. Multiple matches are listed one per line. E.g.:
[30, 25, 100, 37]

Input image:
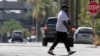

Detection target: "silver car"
[74, 27, 95, 44]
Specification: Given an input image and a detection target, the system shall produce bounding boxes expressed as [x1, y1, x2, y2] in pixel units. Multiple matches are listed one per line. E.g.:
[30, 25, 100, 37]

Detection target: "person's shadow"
[59, 55, 69, 56]
[53, 55, 69, 56]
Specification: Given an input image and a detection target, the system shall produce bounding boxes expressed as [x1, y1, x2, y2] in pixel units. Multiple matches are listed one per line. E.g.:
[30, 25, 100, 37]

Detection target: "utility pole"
[69, 0, 74, 25]
[99, 0, 100, 3]
[84, 0, 87, 26]
[62, 0, 75, 26]
[75, 0, 80, 27]
[62, 0, 80, 27]
[90, 0, 95, 1]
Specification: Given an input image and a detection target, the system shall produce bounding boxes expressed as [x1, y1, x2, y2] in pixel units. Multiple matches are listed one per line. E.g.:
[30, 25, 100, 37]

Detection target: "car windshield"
[14, 32, 22, 37]
[47, 18, 57, 25]
[78, 29, 93, 34]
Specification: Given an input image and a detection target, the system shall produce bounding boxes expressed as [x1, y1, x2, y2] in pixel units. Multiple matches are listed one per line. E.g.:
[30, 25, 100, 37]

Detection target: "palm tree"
[27, 0, 57, 42]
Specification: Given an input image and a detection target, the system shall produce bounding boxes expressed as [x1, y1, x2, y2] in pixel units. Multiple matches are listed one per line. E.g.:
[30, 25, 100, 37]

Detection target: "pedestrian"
[48, 4, 76, 55]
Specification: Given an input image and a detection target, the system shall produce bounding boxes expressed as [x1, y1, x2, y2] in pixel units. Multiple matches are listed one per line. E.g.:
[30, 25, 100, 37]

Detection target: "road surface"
[0, 42, 99, 56]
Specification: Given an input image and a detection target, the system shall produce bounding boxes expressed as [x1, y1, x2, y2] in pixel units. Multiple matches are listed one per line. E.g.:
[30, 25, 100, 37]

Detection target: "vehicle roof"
[77, 27, 93, 30]
[48, 17, 57, 19]
[13, 30, 23, 32]
[74, 27, 94, 34]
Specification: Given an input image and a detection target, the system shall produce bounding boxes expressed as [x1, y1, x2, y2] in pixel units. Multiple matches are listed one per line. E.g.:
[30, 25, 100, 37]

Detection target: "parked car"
[74, 27, 95, 44]
[11, 30, 24, 43]
[27, 35, 36, 42]
[42, 17, 76, 47]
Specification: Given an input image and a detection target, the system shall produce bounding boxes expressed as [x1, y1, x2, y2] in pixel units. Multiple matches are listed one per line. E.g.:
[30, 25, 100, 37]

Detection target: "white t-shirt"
[56, 10, 69, 32]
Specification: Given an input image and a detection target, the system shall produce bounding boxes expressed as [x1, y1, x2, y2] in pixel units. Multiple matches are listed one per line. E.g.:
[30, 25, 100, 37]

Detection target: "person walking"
[48, 4, 76, 55]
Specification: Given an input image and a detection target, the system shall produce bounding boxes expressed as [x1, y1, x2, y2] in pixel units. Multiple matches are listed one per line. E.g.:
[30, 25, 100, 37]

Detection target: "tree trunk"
[36, 19, 41, 42]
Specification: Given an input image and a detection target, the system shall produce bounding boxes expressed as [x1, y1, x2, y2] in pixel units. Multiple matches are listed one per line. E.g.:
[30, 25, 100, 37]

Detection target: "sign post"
[87, 1, 99, 29]
[88, 1, 99, 46]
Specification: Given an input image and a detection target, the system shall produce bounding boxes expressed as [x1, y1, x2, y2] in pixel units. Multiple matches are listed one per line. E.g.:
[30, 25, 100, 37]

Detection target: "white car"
[74, 27, 95, 44]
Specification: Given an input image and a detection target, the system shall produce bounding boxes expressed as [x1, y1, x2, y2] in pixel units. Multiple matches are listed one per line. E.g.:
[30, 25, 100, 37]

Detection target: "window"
[14, 32, 22, 37]
[78, 29, 93, 34]
[5, 10, 21, 14]
[6, 0, 18, 2]
[47, 18, 57, 25]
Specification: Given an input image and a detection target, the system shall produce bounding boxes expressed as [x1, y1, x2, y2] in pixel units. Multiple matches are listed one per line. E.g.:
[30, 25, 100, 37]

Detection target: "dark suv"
[11, 30, 24, 43]
[42, 17, 75, 47]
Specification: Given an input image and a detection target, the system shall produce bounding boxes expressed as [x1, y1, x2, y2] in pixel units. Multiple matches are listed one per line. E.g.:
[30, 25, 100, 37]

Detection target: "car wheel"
[19, 39, 23, 42]
[12, 39, 15, 43]
[42, 38, 48, 46]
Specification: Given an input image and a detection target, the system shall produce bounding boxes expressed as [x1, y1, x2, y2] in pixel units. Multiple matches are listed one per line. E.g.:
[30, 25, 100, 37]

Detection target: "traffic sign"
[87, 1, 99, 16]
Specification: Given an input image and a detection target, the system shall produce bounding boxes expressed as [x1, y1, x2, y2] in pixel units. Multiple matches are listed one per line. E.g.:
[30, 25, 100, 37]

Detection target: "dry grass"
[93, 35, 100, 46]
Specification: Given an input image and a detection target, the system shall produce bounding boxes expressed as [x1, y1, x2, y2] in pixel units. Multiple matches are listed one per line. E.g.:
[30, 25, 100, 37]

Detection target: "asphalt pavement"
[0, 42, 99, 56]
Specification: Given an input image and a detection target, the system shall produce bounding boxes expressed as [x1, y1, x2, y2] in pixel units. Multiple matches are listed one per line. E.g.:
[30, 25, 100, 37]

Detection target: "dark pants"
[49, 31, 71, 52]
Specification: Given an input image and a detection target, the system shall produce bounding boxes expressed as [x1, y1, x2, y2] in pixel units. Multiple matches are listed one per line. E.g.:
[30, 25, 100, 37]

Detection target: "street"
[0, 42, 99, 56]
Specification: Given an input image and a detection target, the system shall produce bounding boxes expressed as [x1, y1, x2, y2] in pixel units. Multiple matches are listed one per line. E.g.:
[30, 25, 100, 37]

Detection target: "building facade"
[0, 0, 32, 26]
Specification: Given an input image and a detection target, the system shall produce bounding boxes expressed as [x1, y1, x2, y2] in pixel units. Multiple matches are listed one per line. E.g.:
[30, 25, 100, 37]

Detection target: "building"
[0, 0, 32, 27]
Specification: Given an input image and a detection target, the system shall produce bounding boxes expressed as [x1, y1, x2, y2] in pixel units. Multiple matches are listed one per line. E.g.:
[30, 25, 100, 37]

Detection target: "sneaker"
[48, 50, 55, 55]
[68, 51, 76, 55]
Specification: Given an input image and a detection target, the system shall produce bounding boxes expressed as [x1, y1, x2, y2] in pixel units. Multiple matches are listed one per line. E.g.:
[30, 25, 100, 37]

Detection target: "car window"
[78, 29, 94, 34]
[14, 32, 22, 37]
[47, 18, 57, 25]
